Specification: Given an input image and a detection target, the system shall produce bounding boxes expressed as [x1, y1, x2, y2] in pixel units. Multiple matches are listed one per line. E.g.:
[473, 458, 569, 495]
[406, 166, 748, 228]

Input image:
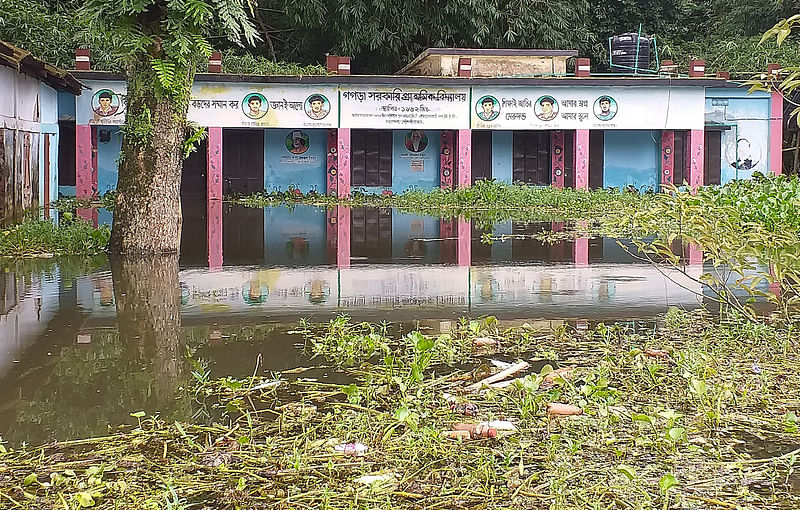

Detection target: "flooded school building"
[55, 47, 782, 202]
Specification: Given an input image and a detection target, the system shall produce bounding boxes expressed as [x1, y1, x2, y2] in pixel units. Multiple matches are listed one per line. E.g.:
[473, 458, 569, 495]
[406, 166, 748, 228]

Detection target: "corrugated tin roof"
[0, 41, 83, 95]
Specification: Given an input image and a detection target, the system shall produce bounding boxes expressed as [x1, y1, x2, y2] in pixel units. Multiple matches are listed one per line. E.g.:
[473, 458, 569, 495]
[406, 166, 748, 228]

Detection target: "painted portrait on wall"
[92, 89, 122, 120]
[285, 130, 310, 154]
[476, 95, 500, 121]
[304, 94, 330, 120]
[404, 130, 428, 152]
[242, 92, 268, 119]
[594, 95, 618, 121]
[534, 95, 559, 121]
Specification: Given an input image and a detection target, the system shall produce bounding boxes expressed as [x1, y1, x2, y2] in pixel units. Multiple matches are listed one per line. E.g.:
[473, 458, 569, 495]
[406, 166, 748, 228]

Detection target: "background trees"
[2, 0, 797, 75]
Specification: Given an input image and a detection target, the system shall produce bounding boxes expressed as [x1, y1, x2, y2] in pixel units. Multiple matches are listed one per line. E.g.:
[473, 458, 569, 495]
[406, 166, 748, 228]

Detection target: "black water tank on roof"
[610, 33, 652, 72]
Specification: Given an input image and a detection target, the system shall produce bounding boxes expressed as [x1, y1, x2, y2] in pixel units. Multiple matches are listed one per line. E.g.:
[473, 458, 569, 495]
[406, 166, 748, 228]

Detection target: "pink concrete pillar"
[207, 127, 223, 201]
[457, 129, 471, 188]
[457, 217, 471, 266]
[440, 131, 454, 189]
[574, 129, 589, 190]
[76, 125, 94, 199]
[337, 129, 351, 198]
[207, 198, 223, 269]
[551, 131, 565, 188]
[76, 125, 96, 223]
[688, 243, 703, 266]
[336, 206, 350, 268]
[769, 267, 781, 298]
[769, 64, 784, 175]
[688, 129, 705, 189]
[661, 130, 675, 188]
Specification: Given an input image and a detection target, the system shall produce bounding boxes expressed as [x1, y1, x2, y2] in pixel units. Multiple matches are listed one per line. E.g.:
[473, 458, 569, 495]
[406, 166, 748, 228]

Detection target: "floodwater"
[0, 204, 712, 446]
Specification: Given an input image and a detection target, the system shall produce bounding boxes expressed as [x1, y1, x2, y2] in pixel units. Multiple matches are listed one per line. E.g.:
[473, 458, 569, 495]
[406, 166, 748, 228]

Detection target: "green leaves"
[658, 473, 678, 494]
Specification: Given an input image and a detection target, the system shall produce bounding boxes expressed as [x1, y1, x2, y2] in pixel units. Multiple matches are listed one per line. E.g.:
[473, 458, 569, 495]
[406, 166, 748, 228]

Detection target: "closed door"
[471, 131, 492, 183]
[222, 129, 264, 195]
[513, 132, 550, 185]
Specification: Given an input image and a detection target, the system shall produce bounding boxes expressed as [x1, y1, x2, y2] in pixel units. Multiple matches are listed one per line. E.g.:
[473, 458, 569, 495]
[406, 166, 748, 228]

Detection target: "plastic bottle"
[452, 423, 498, 438]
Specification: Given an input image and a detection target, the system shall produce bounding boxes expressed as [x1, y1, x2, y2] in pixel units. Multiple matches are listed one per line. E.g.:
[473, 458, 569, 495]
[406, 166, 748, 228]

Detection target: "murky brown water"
[0, 204, 713, 446]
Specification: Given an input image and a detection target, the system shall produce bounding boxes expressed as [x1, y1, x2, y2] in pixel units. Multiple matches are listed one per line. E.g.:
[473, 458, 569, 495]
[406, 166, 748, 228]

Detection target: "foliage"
[748, 15, 800, 125]
[612, 173, 800, 319]
[663, 35, 800, 77]
[220, 48, 328, 75]
[236, 180, 656, 224]
[0, 217, 109, 257]
[1, 311, 798, 508]
[0, 0, 119, 70]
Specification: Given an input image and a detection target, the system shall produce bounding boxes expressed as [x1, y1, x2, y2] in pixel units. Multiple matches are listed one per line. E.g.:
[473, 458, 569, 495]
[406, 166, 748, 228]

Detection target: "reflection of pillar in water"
[573, 220, 588, 266]
[207, 198, 223, 269]
[337, 206, 350, 268]
[457, 217, 471, 266]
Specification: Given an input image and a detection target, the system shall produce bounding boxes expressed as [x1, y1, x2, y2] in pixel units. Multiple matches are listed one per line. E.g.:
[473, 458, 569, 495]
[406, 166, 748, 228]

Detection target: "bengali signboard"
[471, 86, 704, 130]
[339, 85, 470, 129]
[77, 80, 127, 126]
[188, 83, 338, 128]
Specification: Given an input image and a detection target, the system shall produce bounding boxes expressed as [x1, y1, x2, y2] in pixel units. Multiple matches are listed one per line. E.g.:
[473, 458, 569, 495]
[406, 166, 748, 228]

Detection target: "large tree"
[81, 0, 257, 254]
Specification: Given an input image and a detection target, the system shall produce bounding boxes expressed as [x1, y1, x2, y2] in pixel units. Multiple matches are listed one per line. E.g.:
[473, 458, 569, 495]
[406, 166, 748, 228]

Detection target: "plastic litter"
[546, 403, 583, 416]
[450, 402, 479, 416]
[334, 442, 369, 455]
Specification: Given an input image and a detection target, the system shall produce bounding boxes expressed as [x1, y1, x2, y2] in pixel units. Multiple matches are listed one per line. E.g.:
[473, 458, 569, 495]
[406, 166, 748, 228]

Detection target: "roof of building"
[72, 70, 740, 88]
[0, 41, 83, 95]
[396, 48, 580, 75]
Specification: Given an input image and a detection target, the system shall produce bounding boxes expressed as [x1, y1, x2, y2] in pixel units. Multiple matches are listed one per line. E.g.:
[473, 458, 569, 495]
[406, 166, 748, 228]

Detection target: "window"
[351, 130, 392, 187]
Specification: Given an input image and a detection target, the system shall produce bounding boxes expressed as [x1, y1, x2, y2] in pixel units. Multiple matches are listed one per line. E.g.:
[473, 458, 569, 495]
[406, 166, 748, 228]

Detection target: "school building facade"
[60, 49, 783, 203]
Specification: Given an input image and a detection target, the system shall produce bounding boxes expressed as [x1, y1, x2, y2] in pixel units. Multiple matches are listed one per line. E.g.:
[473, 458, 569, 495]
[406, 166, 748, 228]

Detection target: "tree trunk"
[111, 253, 184, 404]
[109, 61, 192, 255]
